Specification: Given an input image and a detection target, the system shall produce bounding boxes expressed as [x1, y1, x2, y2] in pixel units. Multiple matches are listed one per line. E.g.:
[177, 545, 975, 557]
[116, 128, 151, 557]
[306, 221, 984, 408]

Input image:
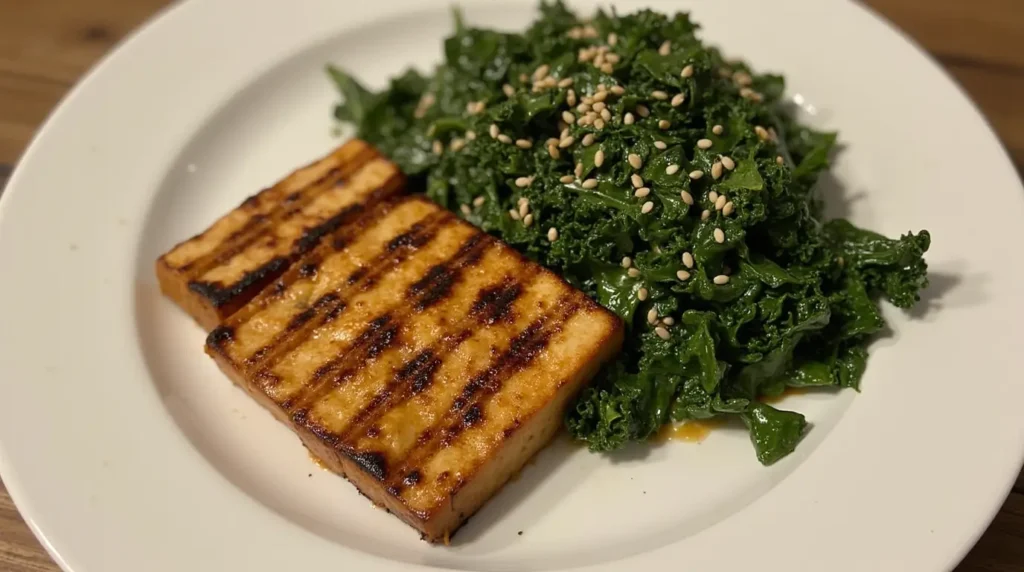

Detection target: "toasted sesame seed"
[733, 71, 753, 86]
[594, 149, 606, 167]
[560, 127, 571, 140]
[600, 63, 614, 74]
[708, 191, 719, 202]
[628, 267, 641, 278]
[432, 140, 443, 155]
[575, 162, 584, 178]
[600, 108, 612, 122]
[582, 178, 599, 189]
[654, 141, 667, 150]
[689, 170, 704, 180]
[621, 256, 632, 268]
[593, 101, 607, 113]
[641, 201, 654, 214]
[460, 203, 471, 215]
[518, 196, 529, 207]
[608, 32, 618, 46]
[628, 153, 643, 169]
[647, 308, 658, 323]
[558, 77, 574, 88]
[515, 176, 533, 188]
[655, 326, 670, 340]
[577, 102, 591, 113]
[561, 111, 576, 124]
[548, 145, 560, 159]
[516, 139, 533, 149]
[721, 156, 736, 170]
[712, 124, 724, 135]
[677, 269, 692, 281]
[497, 134, 513, 144]
[681, 190, 694, 205]
[582, 133, 596, 146]
[523, 213, 534, 227]
[547, 227, 559, 242]
[519, 73, 529, 82]
[682, 252, 694, 268]
[659, 40, 672, 56]
[503, 84, 515, 97]
[715, 195, 727, 210]
[671, 93, 686, 107]
[594, 118, 606, 130]
[631, 174, 644, 188]
[638, 287, 649, 301]
[701, 209, 711, 220]
[755, 125, 770, 140]
[713, 274, 730, 285]
[559, 174, 575, 184]
[558, 136, 575, 148]
[723, 201, 735, 216]
[610, 85, 625, 95]
[623, 112, 635, 125]
[636, 105, 651, 117]
[666, 164, 680, 175]
[662, 316, 676, 326]
[711, 161, 724, 179]
[634, 187, 651, 198]
[450, 138, 466, 152]
[697, 138, 713, 149]
[567, 89, 577, 106]
[473, 196, 486, 207]
[651, 90, 668, 100]
[776, 155, 785, 165]
[714, 227, 725, 243]
[658, 119, 671, 130]
[681, 64, 695, 78]
[533, 64, 550, 81]
[594, 91, 608, 103]
[509, 209, 521, 220]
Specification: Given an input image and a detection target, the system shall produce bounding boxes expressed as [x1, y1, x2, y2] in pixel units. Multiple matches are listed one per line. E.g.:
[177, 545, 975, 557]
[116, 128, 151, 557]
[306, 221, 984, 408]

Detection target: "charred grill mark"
[403, 470, 422, 486]
[407, 234, 494, 311]
[189, 256, 290, 308]
[207, 325, 234, 348]
[298, 262, 319, 278]
[471, 279, 522, 324]
[462, 404, 483, 427]
[387, 222, 433, 252]
[349, 451, 388, 481]
[294, 203, 364, 254]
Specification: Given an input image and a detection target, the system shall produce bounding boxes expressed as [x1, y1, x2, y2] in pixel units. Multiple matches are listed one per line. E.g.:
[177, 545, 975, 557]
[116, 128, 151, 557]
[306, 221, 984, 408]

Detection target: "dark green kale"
[327, 1, 930, 465]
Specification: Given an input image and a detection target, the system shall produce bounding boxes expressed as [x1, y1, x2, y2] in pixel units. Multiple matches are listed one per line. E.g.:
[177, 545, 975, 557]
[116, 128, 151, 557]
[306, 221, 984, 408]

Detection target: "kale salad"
[326, 2, 930, 465]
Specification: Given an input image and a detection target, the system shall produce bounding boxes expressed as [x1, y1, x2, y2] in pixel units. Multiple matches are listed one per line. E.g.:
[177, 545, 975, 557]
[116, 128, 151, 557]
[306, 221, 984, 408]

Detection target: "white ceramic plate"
[2, 1, 1023, 570]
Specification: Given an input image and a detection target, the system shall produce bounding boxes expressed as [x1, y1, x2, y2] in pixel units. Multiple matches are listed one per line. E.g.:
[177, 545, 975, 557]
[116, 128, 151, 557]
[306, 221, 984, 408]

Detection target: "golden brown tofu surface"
[155, 139, 405, 329]
[206, 195, 623, 542]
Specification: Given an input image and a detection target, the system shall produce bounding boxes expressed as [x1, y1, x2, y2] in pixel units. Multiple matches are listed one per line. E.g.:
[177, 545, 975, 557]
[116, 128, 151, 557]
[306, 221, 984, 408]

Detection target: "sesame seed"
[608, 33, 618, 46]
[681, 64, 695, 78]
[659, 40, 672, 56]
[628, 267, 641, 278]
[519, 73, 529, 82]
[450, 138, 466, 152]
[533, 64, 550, 81]
[654, 141, 667, 150]
[558, 77, 574, 88]
[713, 274, 730, 285]
[559, 174, 575, 184]
[460, 204, 471, 215]
[655, 326, 670, 340]
[548, 145, 560, 159]
[594, 118, 606, 130]
[721, 156, 736, 170]
[677, 269, 691, 281]
[623, 112, 635, 125]
[498, 134, 513, 144]
[658, 119, 671, 130]
[582, 133, 596, 146]
[631, 174, 644, 188]
[600, 108, 612, 122]
[547, 227, 559, 242]
[638, 287, 649, 301]
[558, 136, 575, 148]
[682, 252, 694, 268]
[518, 196, 529, 208]
[600, 63, 614, 74]
[641, 201, 654, 214]
[562, 111, 576, 124]
[715, 195, 727, 210]
[755, 125, 770, 140]
[709, 191, 719, 202]
[628, 153, 643, 169]
[634, 187, 650, 198]
[467, 131, 479, 142]
[712, 124, 724, 135]
[733, 71, 753, 86]
[523, 213, 534, 227]
[776, 155, 785, 165]
[701, 209, 711, 220]
[651, 90, 668, 100]
[711, 161, 724, 179]
[593, 101, 606, 112]
[473, 196, 486, 207]
[647, 308, 658, 324]
[509, 209, 521, 220]
[515, 176, 533, 188]
[432, 140, 443, 155]
[697, 138, 713, 149]
[671, 93, 686, 107]
[666, 164, 680, 175]
[689, 170, 704, 180]
[723, 201, 735, 216]
[577, 103, 591, 113]
[594, 149, 606, 167]
[516, 139, 533, 149]
[594, 91, 608, 102]
[636, 105, 650, 117]
[567, 89, 577, 106]
[582, 178, 599, 189]
[575, 162, 584, 178]
[503, 84, 515, 97]
[714, 228, 725, 244]
[610, 85, 625, 95]
[681, 190, 694, 205]
[621, 256, 632, 268]
[560, 127, 571, 140]
[662, 316, 675, 326]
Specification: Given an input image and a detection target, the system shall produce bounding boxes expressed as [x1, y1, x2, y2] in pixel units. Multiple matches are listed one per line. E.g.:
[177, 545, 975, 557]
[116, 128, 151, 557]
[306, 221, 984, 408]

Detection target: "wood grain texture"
[0, 1, 1022, 571]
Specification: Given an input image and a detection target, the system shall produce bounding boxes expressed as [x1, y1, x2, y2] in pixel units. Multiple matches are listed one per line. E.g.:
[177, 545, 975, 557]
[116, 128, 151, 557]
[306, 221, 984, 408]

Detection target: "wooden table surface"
[1, 0, 1022, 570]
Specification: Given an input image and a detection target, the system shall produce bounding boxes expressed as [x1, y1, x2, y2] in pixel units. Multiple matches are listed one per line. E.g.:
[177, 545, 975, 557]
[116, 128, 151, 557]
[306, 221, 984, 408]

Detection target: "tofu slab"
[156, 139, 404, 329]
[206, 195, 623, 542]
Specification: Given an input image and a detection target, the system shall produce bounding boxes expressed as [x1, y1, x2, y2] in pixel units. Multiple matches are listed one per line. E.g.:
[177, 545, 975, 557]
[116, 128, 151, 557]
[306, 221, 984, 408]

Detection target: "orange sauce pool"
[654, 418, 727, 444]
[759, 386, 809, 404]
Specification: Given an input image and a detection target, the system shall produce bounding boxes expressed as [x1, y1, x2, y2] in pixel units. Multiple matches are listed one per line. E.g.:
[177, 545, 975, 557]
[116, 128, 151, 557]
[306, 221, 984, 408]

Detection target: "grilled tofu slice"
[206, 195, 623, 542]
[156, 139, 405, 329]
